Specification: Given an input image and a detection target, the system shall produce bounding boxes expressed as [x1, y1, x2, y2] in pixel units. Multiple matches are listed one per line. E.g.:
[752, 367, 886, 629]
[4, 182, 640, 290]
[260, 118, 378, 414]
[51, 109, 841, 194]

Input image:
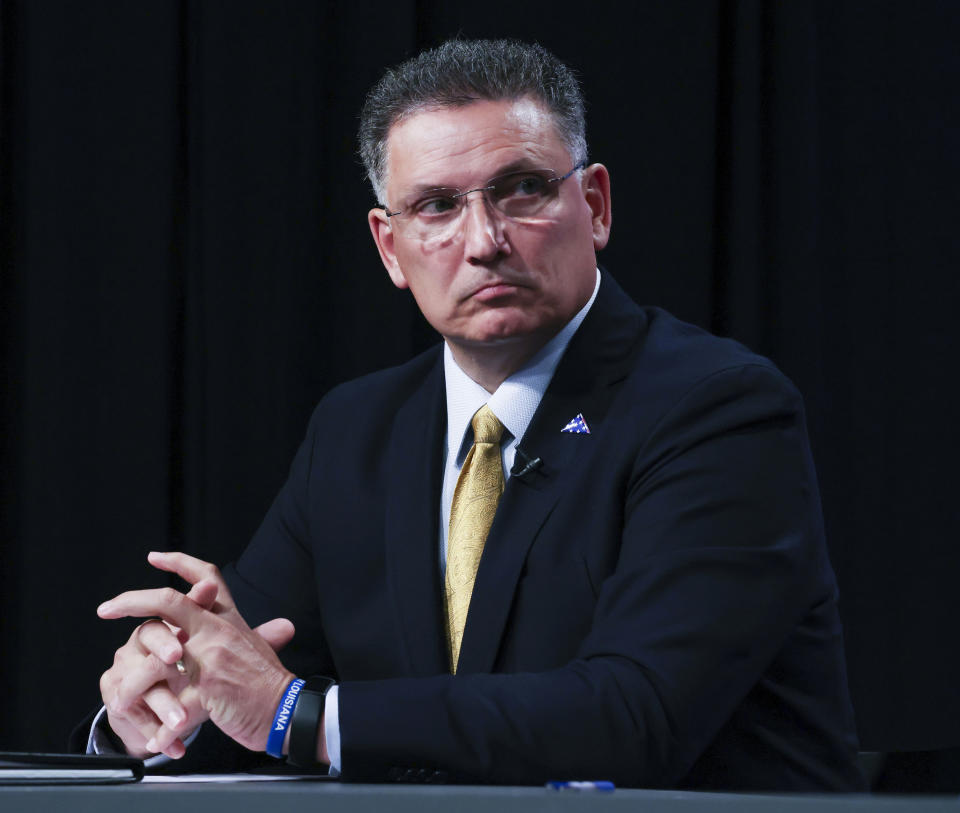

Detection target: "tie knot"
[471, 404, 504, 445]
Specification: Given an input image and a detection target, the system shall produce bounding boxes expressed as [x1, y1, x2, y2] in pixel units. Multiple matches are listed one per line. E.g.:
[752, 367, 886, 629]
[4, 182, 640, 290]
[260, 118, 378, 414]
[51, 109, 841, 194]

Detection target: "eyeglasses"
[381, 161, 586, 245]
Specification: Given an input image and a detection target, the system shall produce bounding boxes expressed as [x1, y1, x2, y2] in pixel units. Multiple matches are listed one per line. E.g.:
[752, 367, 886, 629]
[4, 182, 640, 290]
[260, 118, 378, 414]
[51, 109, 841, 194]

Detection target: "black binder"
[0, 752, 143, 784]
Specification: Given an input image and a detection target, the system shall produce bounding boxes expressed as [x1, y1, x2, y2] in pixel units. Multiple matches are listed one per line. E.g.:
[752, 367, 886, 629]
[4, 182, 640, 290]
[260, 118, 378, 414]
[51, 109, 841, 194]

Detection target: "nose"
[460, 191, 508, 265]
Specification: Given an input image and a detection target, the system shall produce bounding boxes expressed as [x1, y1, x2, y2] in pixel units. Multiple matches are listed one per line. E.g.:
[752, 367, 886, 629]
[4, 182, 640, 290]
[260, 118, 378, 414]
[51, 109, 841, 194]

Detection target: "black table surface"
[2, 780, 959, 813]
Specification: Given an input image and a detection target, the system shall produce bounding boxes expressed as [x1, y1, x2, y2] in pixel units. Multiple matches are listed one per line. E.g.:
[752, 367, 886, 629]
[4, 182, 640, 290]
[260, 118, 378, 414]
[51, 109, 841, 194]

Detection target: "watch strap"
[287, 675, 335, 768]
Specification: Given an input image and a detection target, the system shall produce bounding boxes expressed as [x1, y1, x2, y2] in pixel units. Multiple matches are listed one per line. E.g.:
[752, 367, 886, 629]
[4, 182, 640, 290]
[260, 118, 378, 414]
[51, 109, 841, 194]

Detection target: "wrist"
[264, 672, 301, 758]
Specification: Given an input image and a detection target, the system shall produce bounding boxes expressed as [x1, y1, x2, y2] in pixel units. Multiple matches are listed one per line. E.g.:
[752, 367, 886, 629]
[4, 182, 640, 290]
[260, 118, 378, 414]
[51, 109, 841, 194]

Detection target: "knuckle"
[99, 670, 116, 697]
[111, 639, 137, 667]
[158, 588, 182, 610]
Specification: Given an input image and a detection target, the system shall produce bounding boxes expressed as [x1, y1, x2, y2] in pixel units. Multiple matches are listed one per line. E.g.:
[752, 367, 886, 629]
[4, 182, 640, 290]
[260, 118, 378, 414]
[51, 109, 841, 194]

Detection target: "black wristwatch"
[287, 675, 336, 768]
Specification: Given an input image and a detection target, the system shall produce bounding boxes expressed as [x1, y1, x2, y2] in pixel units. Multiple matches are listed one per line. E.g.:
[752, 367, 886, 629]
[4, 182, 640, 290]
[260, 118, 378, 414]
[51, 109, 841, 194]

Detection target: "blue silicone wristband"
[266, 678, 306, 758]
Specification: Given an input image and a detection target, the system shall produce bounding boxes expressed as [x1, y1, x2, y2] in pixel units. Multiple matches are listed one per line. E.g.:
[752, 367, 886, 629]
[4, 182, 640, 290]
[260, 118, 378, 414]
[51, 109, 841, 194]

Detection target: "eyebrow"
[403, 158, 547, 195]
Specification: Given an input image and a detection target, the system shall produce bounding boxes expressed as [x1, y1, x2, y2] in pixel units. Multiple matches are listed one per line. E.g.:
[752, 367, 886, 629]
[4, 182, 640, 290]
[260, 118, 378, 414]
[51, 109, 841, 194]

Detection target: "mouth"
[469, 280, 524, 302]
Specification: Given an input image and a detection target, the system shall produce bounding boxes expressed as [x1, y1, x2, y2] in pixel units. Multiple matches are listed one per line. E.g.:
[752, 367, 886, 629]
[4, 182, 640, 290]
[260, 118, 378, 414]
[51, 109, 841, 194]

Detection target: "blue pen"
[545, 780, 615, 791]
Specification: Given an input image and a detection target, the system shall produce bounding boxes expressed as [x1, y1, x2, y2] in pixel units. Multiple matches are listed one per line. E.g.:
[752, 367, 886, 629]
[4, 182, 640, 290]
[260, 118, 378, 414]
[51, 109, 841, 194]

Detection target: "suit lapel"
[383, 351, 450, 676]
[457, 272, 647, 674]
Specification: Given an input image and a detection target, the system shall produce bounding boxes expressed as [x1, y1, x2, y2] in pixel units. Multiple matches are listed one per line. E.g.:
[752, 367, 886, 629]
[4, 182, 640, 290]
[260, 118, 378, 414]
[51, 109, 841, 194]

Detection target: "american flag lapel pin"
[561, 413, 590, 434]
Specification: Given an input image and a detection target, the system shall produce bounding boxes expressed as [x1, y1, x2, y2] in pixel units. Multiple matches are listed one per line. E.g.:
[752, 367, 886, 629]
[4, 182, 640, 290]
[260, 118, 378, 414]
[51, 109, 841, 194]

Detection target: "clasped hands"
[97, 551, 320, 762]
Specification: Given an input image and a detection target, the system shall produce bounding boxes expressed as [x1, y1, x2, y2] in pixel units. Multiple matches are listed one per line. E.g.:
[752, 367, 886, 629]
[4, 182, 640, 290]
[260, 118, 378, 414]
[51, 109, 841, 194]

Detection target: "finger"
[108, 698, 167, 753]
[144, 718, 187, 760]
[253, 618, 296, 651]
[135, 620, 183, 664]
[148, 684, 207, 758]
[147, 551, 236, 608]
[104, 703, 162, 758]
[185, 578, 219, 611]
[114, 653, 182, 713]
[146, 730, 187, 759]
[112, 676, 189, 761]
[159, 737, 186, 760]
[141, 683, 190, 740]
[97, 587, 207, 633]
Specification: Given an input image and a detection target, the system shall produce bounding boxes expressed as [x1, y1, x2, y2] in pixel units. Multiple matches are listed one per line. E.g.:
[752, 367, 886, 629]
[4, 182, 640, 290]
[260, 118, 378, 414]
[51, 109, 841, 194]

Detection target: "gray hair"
[358, 39, 588, 205]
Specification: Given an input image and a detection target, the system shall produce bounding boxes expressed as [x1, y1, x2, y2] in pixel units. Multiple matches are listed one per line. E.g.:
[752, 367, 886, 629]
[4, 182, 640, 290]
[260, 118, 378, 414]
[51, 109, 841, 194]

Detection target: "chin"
[459, 315, 557, 348]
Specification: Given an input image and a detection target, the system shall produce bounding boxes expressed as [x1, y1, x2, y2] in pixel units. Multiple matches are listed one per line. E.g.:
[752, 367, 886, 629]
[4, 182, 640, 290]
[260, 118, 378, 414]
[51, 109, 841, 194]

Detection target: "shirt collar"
[444, 268, 602, 463]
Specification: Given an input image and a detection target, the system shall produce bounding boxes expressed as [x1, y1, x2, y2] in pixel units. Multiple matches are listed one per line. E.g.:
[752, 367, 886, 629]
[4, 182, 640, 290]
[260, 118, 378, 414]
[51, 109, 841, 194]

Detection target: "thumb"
[254, 618, 296, 651]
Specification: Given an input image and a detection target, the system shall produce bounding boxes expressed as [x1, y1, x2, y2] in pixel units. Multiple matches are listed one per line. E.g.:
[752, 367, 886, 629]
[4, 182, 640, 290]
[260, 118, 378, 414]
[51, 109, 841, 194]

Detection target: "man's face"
[368, 98, 611, 358]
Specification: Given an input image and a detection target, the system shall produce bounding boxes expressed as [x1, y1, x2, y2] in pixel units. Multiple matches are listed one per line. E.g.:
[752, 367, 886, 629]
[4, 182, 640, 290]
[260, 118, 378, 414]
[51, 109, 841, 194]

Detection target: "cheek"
[395, 259, 457, 320]
[394, 235, 455, 277]
[392, 238, 419, 272]
[548, 215, 598, 272]
[520, 207, 592, 258]
[523, 234, 586, 286]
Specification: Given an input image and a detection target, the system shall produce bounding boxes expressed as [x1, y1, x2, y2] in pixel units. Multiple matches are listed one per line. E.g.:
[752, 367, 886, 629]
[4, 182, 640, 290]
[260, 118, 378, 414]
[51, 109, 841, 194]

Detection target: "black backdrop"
[2, 0, 959, 784]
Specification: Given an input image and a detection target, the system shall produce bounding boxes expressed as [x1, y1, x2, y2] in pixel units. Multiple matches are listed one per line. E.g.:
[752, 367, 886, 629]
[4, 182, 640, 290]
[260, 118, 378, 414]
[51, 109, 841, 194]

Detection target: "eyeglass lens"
[394, 168, 570, 243]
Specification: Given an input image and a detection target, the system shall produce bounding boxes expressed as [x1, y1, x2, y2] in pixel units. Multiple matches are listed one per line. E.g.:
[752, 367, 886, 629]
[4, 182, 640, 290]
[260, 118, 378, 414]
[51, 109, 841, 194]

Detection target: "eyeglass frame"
[378, 160, 588, 222]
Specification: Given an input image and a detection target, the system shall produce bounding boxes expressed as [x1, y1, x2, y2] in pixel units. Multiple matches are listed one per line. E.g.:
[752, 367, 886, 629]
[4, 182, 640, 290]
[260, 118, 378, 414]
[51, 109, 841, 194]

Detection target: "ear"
[368, 208, 409, 289]
[581, 163, 612, 251]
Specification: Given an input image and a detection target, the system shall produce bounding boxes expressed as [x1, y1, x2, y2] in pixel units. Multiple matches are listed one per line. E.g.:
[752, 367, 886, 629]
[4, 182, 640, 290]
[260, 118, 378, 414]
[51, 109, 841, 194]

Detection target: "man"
[90, 39, 864, 790]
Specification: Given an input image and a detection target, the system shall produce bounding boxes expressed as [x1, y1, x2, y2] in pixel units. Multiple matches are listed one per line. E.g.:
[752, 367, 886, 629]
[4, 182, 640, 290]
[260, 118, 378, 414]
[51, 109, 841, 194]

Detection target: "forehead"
[384, 98, 569, 193]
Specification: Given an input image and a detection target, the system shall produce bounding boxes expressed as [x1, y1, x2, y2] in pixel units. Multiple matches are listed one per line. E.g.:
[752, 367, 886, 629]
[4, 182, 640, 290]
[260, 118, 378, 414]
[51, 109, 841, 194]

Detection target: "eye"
[499, 172, 550, 199]
[413, 194, 459, 217]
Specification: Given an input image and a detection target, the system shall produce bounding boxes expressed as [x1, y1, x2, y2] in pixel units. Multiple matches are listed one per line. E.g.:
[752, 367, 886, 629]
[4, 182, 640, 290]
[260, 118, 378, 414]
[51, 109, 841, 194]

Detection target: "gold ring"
[175, 659, 187, 676]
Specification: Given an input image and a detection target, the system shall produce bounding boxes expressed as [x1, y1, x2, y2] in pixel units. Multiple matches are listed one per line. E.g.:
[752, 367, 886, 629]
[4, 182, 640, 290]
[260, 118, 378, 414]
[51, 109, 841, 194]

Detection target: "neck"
[446, 333, 553, 393]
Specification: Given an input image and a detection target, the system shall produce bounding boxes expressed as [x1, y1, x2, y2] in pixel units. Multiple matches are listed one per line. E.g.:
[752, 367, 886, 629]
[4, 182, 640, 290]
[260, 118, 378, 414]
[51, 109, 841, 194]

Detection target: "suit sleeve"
[222, 402, 336, 680]
[337, 364, 838, 786]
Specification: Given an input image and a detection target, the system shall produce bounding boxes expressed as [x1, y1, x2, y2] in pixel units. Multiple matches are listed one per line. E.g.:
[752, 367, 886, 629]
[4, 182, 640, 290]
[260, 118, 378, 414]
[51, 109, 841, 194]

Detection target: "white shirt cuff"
[324, 684, 341, 775]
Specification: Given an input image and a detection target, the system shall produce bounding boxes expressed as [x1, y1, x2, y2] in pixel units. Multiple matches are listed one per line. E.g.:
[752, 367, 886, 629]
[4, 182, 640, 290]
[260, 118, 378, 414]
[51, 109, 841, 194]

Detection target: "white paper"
[142, 773, 328, 783]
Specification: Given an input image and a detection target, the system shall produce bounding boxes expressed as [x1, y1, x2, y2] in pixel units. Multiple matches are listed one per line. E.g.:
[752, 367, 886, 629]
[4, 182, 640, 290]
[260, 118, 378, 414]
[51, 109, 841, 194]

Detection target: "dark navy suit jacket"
[217, 271, 863, 789]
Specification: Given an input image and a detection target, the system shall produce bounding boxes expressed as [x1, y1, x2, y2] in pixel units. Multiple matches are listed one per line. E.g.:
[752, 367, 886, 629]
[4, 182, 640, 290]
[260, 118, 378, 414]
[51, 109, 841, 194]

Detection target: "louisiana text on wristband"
[288, 675, 335, 768]
[266, 678, 306, 759]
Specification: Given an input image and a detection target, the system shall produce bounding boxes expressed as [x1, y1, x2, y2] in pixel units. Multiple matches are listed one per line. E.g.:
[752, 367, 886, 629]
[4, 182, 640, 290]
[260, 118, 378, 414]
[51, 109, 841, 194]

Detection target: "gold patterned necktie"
[445, 404, 506, 673]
